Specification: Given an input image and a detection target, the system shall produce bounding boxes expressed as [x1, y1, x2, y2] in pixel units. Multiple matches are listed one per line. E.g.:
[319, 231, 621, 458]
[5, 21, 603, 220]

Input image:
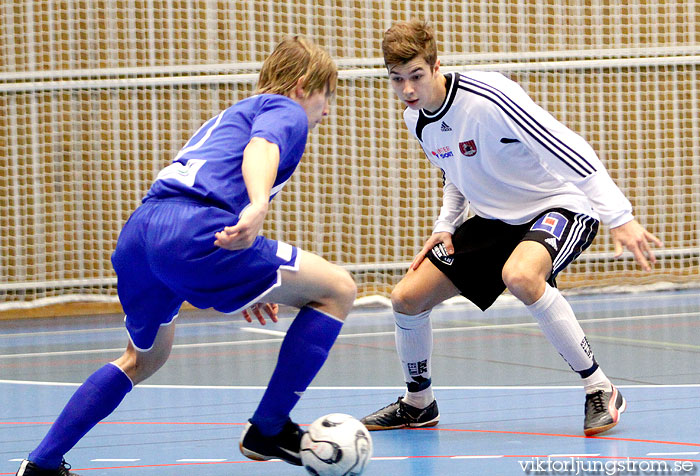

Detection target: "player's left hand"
[242, 302, 279, 325]
[610, 219, 663, 271]
[214, 202, 268, 250]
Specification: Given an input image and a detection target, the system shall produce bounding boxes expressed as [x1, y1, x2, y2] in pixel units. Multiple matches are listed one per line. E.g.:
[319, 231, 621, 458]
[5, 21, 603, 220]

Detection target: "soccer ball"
[300, 413, 373, 476]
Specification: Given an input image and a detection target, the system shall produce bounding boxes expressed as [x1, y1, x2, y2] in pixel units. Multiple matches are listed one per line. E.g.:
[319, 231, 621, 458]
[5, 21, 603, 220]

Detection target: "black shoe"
[584, 385, 626, 436]
[239, 419, 303, 466]
[361, 396, 439, 431]
[16, 459, 79, 476]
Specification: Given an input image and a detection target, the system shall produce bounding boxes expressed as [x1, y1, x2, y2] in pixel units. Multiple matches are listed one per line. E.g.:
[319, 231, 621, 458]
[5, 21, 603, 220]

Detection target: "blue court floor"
[1, 289, 699, 475]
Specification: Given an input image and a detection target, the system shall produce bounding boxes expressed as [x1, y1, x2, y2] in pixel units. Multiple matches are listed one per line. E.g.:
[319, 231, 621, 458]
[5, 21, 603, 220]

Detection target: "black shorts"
[427, 208, 599, 311]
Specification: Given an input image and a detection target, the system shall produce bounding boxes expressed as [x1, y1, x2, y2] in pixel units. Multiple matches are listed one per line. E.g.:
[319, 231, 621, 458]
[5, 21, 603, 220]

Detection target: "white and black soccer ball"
[300, 413, 373, 476]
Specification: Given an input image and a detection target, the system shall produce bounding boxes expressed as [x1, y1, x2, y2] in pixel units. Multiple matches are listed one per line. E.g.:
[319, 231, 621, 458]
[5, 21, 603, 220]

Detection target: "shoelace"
[397, 399, 424, 421]
[371, 398, 407, 421]
[587, 390, 607, 413]
[376, 398, 402, 413]
[371, 398, 418, 422]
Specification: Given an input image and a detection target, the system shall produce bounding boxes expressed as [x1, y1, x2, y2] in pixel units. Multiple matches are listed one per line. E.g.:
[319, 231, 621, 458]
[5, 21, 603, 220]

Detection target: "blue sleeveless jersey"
[144, 94, 308, 214]
[112, 94, 308, 350]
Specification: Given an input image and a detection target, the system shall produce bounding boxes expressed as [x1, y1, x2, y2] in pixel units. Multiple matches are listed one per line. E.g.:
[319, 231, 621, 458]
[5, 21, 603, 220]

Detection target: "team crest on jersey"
[459, 139, 477, 157]
[531, 212, 568, 239]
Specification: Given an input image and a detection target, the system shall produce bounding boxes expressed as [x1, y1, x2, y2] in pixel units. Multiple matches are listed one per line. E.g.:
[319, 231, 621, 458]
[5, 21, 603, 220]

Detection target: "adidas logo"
[440, 121, 452, 132]
[545, 237, 558, 250]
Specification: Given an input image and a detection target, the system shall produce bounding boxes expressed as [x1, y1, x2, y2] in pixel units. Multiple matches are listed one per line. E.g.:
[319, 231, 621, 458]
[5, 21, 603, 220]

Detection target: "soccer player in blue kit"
[16, 36, 354, 476]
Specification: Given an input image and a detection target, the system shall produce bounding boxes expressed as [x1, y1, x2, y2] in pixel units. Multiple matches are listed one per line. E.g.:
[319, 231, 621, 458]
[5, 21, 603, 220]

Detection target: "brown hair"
[256, 36, 337, 98]
[382, 19, 437, 69]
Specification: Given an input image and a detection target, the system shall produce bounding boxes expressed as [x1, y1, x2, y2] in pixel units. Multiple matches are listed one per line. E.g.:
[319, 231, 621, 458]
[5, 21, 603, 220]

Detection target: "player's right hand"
[214, 202, 268, 250]
[411, 232, 454, 270]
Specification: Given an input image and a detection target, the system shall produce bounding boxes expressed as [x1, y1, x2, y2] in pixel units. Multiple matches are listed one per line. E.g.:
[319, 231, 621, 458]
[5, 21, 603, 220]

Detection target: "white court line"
[429, 311, 699, 336]
[451, 455, 504, 459]
[549, 453, 601, 457]
[0, 319, 240, 339]
[91, 459, 141, 462]
[647, 452, 699, 456]
[371, 456, 408, 461]
[176, 459, 228, 462]
[2, 310, 697, 360]
[0, 337, 285, 359]
[239, 327, 287, 337]
[2, 379, 700, 390]
[2, 288, 697, 340]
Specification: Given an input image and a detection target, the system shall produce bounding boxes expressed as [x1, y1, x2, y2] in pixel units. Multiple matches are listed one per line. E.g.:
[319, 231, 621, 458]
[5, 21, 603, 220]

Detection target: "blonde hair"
[382, 20, 437, 69]
[256, 36, 337, 98]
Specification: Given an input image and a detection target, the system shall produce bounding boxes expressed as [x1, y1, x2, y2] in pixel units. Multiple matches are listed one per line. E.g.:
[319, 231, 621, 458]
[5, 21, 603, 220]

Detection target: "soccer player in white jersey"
[360, 20, 662, 437]
[16, 37, 355, 476]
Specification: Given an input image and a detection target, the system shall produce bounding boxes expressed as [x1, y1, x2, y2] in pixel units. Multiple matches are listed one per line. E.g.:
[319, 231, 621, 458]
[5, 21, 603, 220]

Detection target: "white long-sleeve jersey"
[404, 71, 633, 234]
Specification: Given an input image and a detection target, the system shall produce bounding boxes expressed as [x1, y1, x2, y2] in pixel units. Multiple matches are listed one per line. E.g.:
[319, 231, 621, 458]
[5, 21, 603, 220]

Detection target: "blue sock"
[29, 363, 133, 469]
[251, 306, 343, 436]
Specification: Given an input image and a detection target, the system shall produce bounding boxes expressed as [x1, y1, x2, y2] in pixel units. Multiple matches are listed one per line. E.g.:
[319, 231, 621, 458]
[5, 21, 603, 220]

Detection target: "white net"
[1, 1, 699, 311]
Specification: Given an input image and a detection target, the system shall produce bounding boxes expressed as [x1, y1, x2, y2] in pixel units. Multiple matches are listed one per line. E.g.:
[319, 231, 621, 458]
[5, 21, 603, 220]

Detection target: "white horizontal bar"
[2, 55, 699, 93]
[2, 45, 698, 82]
[0, 279, 117, 292]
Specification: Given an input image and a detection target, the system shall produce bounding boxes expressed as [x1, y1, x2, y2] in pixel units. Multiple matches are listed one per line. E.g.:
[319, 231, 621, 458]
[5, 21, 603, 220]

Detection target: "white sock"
[394, 309, 434, 408]
[527, 285, 607, 386]
[403, 386, 434, 409]
[583, 368, 612, 394]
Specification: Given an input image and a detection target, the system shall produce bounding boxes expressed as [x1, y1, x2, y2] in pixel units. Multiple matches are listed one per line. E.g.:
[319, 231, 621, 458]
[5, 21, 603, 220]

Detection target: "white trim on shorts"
[124, 312, 179, 353]
[223, 247, 300, 316]
[551, 213, 596, 276]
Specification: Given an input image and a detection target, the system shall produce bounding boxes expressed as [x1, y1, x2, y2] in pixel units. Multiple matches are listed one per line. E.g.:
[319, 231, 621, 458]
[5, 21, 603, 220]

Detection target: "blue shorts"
[111, 198, 299, 351]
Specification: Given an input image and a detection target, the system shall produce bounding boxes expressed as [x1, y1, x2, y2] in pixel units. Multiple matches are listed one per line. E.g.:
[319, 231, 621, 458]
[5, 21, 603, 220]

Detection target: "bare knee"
[112, 345, 170, 385]
[334, 268, 357, 314]
[502, 262, 545, 305]
[317, 266, 356, 320]
[391, 283, 427, 316]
